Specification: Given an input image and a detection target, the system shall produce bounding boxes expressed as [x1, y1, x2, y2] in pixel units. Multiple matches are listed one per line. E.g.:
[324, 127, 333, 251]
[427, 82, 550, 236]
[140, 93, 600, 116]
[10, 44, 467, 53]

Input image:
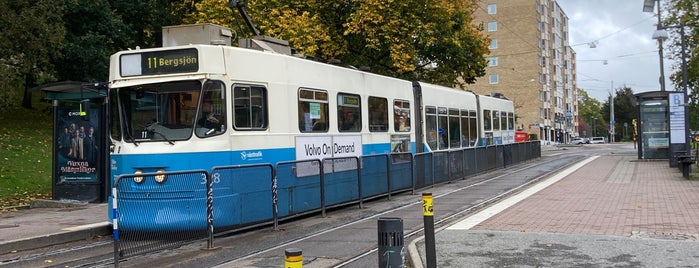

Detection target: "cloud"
[558, 0, 676, 101]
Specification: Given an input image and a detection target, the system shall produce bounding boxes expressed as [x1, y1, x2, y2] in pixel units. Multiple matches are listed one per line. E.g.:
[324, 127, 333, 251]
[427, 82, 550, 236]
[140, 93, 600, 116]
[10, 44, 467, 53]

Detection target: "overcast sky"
[557, 0, 678, 101]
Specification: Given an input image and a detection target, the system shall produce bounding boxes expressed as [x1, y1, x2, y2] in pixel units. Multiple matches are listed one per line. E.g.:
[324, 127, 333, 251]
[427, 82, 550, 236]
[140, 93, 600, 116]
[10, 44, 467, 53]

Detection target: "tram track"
[207, 152, 585, 267]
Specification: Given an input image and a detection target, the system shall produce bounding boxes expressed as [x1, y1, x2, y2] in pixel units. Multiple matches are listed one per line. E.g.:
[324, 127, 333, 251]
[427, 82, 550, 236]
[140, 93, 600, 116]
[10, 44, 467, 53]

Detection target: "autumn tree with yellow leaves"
[186, 0, 489, 88]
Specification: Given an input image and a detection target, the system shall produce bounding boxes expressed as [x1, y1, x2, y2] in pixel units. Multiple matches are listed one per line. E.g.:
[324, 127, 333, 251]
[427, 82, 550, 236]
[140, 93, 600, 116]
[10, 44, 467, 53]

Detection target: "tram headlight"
[133, 170, 144, 184]
[154, 168, 167, 184]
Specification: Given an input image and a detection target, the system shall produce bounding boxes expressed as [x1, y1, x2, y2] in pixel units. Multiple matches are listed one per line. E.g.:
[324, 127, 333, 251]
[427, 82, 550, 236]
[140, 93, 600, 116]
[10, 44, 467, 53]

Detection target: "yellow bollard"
[423, 193, 436, 268]
[285, 248, 302, 268]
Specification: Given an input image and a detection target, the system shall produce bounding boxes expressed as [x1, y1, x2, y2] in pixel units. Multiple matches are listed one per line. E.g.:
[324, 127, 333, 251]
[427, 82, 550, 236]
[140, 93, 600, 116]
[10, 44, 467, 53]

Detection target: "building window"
[489, 74, 499, 84]
[488, 4, 497, 14]
[488, 21, 497, 32]
[489, 39, 498, 49]
[488, 57, 499, 67]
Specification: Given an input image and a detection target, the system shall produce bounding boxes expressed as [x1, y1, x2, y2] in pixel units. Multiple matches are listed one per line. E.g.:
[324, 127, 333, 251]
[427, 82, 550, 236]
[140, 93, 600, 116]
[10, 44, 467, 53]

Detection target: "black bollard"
[377, 217, 404, 267]
[423, 193, 436, 268]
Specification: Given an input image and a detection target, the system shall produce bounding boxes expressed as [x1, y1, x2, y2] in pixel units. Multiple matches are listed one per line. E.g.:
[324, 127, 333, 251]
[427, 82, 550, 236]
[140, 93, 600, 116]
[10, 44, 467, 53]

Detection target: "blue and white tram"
[477, 94, 516, 145]
[108, 42, 515, 230]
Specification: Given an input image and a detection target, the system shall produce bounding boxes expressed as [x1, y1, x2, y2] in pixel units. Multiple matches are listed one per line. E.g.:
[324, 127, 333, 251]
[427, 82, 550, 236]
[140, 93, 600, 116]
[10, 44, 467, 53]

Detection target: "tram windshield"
[115, 80, 203, 143]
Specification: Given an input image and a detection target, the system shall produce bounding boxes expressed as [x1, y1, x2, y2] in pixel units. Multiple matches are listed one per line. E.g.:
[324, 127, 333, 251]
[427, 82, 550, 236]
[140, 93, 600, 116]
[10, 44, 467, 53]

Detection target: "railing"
[111, 141, 541, 266]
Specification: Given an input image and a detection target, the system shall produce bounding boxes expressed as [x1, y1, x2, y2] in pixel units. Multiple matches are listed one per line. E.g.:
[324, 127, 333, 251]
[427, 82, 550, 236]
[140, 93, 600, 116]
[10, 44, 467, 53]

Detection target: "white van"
[590, 137, 605, 144]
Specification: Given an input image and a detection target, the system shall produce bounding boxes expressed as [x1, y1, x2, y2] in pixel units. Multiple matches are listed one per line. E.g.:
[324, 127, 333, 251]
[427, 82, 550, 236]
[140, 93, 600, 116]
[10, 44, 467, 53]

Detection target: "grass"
[0, 105, 53, 207]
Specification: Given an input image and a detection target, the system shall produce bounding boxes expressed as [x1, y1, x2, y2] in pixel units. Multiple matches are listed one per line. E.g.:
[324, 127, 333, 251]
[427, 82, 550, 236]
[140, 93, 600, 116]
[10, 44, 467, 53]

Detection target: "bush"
[528, 133, 538, 141]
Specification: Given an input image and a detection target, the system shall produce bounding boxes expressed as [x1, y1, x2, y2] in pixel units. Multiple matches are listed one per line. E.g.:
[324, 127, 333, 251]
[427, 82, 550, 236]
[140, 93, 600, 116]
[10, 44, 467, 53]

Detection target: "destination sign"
[120, 48, 198, 77]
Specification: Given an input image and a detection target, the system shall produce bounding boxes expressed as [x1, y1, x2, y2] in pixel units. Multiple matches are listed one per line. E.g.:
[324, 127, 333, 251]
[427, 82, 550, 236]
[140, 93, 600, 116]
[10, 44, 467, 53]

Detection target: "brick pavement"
[473, 155, 699, 240]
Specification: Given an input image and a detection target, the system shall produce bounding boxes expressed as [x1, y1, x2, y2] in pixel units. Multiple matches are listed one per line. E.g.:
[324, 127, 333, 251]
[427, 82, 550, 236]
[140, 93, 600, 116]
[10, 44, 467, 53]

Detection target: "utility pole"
[610, 81, 615, 143]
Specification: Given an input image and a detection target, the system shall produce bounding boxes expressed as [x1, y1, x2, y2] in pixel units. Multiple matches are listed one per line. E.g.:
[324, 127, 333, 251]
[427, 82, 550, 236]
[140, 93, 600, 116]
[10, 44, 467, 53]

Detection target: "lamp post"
[643, 0, 667, 91]
[653, 24, 690, 164]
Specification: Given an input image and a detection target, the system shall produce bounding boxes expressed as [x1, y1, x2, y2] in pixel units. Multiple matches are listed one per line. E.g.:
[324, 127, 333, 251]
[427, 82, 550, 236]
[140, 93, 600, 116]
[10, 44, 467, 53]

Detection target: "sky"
[557, 0, 678, 102]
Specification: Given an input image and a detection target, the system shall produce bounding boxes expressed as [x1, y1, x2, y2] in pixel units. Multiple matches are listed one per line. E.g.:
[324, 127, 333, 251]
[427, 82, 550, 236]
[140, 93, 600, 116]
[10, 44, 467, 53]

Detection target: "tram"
[108, 25, 515, 230]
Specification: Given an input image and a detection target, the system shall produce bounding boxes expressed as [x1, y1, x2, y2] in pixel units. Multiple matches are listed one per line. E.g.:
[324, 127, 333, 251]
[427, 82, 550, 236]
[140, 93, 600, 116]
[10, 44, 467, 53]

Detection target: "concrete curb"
[0, 222, 111, 254]
[407, 236, 425, 268]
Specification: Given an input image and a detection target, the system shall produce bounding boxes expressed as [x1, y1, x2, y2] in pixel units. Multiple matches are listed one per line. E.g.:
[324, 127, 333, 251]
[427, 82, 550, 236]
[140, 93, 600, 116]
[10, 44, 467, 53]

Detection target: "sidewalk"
[0, 200, 110, 254]
[412, 144, 699, 267]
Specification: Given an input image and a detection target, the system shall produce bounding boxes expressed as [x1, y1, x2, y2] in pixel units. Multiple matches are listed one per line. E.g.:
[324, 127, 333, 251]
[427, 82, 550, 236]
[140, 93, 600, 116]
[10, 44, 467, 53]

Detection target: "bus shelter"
[635, 91, 670, 161]
[35, 81, 109, 203]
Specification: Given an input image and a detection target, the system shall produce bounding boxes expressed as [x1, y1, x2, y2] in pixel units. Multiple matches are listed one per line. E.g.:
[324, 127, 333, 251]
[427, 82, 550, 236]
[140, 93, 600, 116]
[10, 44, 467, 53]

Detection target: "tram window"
[438, 107, 448, 149]
[299, 88, 329, 132]
[426, 106, 437, 150]
[493, 111, 501, 131]
[460, 110, 469, 147]
[468, 111, 477, 146]
[368, 97, 388, 132]
[508, 112, 514, 130]
[233, 85, 268, 130]
[483, 109, 492, 131]
[110, 89, 121, 141]
[449, 109, 460, 148]
[196, 81, 227, 137]
[338, 93, 361, 132]
[500, 111, 507, 130]
[393, 100, 410, 132]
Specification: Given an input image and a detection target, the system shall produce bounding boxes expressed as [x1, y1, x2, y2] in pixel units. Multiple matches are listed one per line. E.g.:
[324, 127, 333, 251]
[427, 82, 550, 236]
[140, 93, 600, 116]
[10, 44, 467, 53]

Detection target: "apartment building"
[468, 0, 578, 143]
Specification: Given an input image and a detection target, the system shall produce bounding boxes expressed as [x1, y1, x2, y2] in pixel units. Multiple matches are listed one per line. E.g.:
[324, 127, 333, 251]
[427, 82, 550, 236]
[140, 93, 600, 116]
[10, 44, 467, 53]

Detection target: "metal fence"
[112, 141, 541, 266]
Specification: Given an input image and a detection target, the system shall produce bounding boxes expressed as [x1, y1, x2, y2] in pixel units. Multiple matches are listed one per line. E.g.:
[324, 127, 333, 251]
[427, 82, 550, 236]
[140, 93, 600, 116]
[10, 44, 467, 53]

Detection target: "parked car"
[590, 137, 605, 144]
[571, 137, 585, 145]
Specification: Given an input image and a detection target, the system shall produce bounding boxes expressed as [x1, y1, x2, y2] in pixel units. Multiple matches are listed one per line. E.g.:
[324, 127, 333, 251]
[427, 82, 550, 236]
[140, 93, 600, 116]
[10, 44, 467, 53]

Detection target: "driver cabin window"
[196, 80, 226, 137]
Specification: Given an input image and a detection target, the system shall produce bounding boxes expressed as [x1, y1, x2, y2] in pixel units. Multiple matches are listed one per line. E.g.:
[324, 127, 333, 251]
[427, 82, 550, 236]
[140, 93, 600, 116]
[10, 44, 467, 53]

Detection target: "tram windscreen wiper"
[145, 122, 175, 145]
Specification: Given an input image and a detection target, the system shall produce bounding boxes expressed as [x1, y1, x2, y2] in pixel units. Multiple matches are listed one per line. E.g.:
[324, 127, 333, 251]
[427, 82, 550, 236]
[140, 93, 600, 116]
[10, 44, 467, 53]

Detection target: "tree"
[344, 0, 489, 86]
[187, 0, 489, 88]
[577, 89, 604, 138]
[663, 0, 697, 130]
[0, 0, 66, 109]
[57, 0, 130, 82]
[602, 86, 637, 142]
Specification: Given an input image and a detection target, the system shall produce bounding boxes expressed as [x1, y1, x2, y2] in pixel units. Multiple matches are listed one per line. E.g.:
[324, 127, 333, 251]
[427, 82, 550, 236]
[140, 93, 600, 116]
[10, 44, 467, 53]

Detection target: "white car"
[571, 137, 585, 145]
[590, 137, 605, 144]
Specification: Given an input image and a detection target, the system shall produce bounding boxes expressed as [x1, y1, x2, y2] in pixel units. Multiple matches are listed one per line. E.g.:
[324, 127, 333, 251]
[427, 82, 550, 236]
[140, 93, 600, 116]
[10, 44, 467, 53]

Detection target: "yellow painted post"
[423, 193, 436, 268]
[285, 248, 302, 268]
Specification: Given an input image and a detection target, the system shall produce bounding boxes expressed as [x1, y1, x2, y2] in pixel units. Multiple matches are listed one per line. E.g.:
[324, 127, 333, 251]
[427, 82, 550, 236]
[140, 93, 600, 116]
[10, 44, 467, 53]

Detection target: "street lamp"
[643, 0, 666, 91]
[652, 25, 689, 95]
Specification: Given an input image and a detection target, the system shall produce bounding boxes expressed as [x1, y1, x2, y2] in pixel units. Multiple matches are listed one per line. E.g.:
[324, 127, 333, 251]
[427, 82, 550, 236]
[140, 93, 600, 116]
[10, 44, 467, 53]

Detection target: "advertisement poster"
[55, 105, 100, 183]
[669, 92, 686, 144]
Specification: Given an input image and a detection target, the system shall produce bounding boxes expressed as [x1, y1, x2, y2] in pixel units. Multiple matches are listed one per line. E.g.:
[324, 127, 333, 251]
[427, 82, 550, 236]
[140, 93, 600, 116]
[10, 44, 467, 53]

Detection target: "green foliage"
[602, 86, 638, 141]
[528, 133, 538, 141]
[577, 89, 605, 137]
[189, 0, 488, 88]
[0, 107, 53, 207]
[664, 0, 698, 130]
[0, 0, 66, 109]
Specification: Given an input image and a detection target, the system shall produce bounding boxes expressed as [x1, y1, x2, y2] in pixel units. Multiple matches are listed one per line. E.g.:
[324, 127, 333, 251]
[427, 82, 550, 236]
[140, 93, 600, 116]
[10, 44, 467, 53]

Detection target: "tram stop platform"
[411, 143, 699, 267]
[0, 200, 110, 254]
